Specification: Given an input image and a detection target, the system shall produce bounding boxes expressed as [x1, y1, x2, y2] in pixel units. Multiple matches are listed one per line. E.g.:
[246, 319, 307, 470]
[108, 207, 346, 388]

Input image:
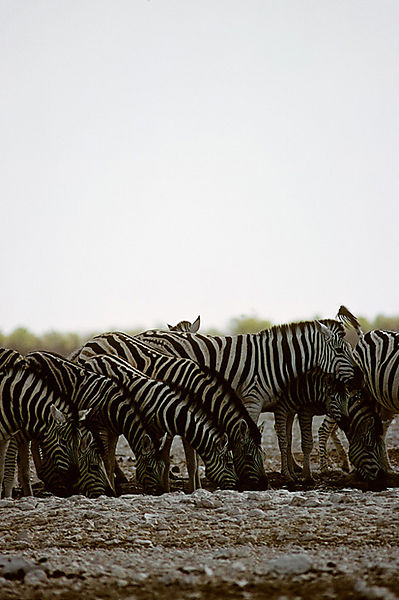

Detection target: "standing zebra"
[73, 332, 267, 491]
[80, 354, 239, 491]
[135, 316, 356, 428]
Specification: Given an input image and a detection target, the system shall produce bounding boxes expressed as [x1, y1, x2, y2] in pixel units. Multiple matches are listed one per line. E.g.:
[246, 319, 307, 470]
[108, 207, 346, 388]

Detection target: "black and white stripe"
[136, 318, 356, 426]
[74, 332, 267, 490]
[81, 353, 239, 491]
[269, 367, 387, 482]
[0, 350, 90, 496]
[25, 351, 167, 495]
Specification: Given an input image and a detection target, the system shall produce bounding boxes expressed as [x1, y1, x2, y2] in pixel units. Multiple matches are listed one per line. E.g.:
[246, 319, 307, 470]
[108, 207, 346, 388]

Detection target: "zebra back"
[0, 349, 25, 374]
[353, 330, 399, 414]
[136, 317, 356, 421]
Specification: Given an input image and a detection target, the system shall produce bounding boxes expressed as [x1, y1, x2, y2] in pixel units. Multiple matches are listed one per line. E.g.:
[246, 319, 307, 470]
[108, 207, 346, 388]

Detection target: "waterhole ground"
[1, 414, 399, 599]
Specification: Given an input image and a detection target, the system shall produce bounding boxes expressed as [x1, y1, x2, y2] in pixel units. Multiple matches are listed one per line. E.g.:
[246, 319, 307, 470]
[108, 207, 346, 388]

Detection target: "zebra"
[327, 385, 386, 483]
[267, 367, 387, 482]
[79, 353, 239, 491]
[167, 316, 201, 333]
[0, 353, 95, 497]
[135, 316, 356, 470]
[316, 305, 399, 473]
[73, 332, 267, 491]
[24, 351, 168, 495]
[1, 429, 113, 499]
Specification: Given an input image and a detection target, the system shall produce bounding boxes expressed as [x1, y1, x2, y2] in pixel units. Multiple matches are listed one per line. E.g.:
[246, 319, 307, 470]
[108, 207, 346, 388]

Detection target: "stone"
[268, 553, 313, 575]
[0, 555, 36, 580]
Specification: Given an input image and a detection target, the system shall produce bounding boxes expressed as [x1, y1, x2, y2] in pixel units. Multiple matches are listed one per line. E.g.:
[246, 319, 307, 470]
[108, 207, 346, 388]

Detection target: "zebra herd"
[0, 306, 398, 499]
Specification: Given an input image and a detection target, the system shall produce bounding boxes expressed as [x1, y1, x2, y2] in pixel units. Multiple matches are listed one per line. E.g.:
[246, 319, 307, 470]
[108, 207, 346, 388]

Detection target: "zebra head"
[167, 315, 201, 333]
[134, 433, 167, 495]
[329, 390, 387, 484]
[315, 320, 356, 384]
[37, 405, 81, 496]
[203, 432, 238, 490]
[73, 428, 115, 498]
[231, 420, 268, 491]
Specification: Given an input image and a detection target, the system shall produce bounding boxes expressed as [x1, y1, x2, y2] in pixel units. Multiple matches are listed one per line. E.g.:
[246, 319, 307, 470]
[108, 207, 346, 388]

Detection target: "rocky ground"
[1, 414, 399, 600]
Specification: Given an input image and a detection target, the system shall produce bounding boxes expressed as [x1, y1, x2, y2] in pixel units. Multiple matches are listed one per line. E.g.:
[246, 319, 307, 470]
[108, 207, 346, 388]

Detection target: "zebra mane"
[0, 348, 25, 374]
[259, 318, 346, 338]
[87, 351, 262, 446]
[25, 351, 91, 422]
[191, 362, 262, 444]
[80, 354, 167, 448]
[337, 306, 363, 336]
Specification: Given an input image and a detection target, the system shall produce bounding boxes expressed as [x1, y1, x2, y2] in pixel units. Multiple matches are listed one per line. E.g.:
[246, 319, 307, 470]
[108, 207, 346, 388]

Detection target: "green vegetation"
[1, 314, 398, 356]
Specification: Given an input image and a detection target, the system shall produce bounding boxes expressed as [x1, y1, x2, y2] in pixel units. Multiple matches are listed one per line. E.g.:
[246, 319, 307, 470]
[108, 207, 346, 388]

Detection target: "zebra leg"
[286, 415, 302, 474]
[381, 418, 394, 472]
[297, 413, 314, 482]
[182, 438, 201, 493]
[274, 410, 294, 481]
[330, 428, 350, 472]
[318, 415, 337, 473]
[17, 440, 33, 496]
[0, 439, 12, 499]
[160, 434, 173, 493]
[4, 438, 18, 498]
[111, 436, 128, 485]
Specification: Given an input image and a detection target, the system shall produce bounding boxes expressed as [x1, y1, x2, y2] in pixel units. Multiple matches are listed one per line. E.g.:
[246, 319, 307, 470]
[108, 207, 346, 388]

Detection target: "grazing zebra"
[269, 367, 387, 482]
[136, 317, 356, 423]
[80, 353, 239, 491]
[73, 332, 267, 491]
[167, 316, 201, 333]
[316, 306, 398, 472]
[327, 386, 386, 483]
[24, 351, 168, 495]
[1, 429, 113, 499]
[0, 353, 97, 497]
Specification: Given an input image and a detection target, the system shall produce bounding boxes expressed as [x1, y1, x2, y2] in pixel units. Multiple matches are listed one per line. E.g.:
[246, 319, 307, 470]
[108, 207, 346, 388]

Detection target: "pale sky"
[1, 1, 398, 334]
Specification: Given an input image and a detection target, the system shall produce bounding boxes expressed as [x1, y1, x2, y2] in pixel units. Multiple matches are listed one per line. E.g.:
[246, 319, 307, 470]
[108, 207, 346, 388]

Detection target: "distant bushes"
[1, 314, 398, 356]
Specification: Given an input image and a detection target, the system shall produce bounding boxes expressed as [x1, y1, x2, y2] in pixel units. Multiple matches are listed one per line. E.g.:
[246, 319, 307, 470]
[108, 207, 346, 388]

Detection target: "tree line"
[1, 314, 398, 357]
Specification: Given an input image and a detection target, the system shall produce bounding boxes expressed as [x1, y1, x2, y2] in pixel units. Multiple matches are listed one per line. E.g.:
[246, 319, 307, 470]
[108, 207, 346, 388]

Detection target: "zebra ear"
[142, 434, 154, 455]
[78, 409, 92, 422]
[238, 419, 250, 441]
[167, 324, 173, 330]
[315, 321, 333, 341]
[158, 432, 168, 451]
[80, 431, 94, 453]
[217, 433, 230, 454]
[190, 316, 201, 333]
[50, 404, 67, 424]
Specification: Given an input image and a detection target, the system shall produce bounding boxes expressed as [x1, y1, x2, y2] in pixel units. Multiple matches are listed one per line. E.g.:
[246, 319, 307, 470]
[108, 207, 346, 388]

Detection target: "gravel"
[1, 413, 399, 599]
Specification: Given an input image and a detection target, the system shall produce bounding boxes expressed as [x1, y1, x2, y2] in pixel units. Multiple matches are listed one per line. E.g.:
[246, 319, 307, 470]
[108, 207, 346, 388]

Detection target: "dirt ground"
[1, 414, 399, 600]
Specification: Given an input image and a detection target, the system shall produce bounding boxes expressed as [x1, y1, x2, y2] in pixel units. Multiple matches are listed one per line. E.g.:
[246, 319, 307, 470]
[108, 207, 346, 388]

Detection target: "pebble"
[267, 553, 313, 575]
[0, 555, 35, 579]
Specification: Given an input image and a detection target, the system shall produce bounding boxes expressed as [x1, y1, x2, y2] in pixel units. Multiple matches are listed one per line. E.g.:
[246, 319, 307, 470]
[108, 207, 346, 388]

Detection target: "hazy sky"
[1, 1, 398, 334]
